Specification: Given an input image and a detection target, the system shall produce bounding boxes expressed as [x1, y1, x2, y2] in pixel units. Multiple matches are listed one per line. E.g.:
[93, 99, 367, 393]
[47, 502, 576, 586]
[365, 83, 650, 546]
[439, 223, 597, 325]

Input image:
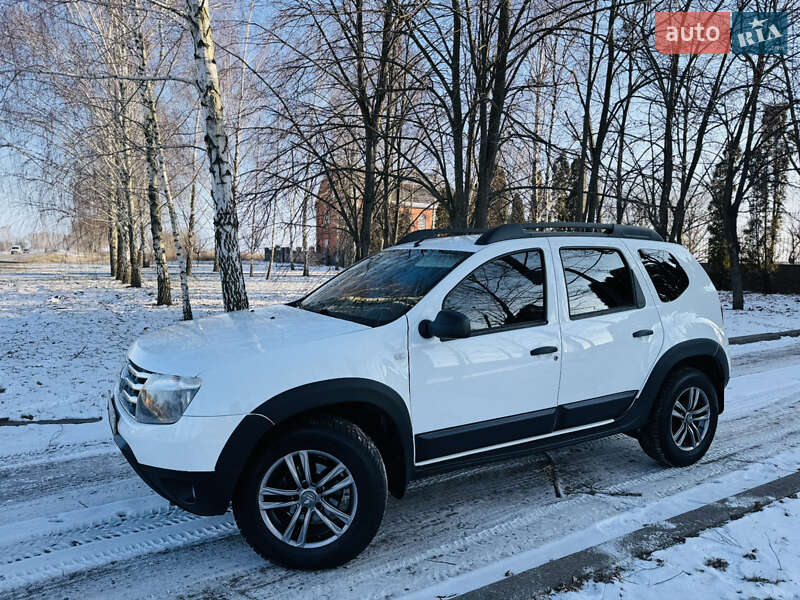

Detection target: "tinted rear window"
[560, 248, 637, 317]
[638, 249, 690, 302]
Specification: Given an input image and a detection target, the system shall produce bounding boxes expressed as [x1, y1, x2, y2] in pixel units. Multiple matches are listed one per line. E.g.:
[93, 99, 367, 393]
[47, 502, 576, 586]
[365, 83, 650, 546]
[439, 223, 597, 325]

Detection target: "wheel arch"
[215, 378, 413, 504]
[628, 338, 730, 427]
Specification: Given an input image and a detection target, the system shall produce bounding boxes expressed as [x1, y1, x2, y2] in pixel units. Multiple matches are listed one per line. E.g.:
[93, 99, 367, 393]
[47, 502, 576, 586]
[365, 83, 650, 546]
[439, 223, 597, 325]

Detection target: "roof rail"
[474, 222, 663, 244]
[397, 228, 487, 245]
[397, 221, 663, 247]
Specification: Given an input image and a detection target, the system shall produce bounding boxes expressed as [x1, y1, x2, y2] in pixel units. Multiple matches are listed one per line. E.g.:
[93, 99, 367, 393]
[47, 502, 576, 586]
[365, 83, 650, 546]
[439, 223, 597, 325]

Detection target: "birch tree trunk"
[139, 217, 150, 268]
[266, 216, 276, 280]
[116, 199, 129, 284]
[112, 150, 131, 284]
[231, 1, 253, 205]
[115, 77, 142, 288]
[158, 150, 193, 320]
[133, 22, 171, 306]
[186, 0, 248, 311]
[123, 160, 141, 287]
[186, 178, 196, 276]
[108, 196, 118, 278]
[249, 209, 255, 277]
[133, 15, 192, 318]
[301, 187, 309, 277]
[186, 109, 200, 277]
[288, 194, 295, 270]
[145, 162, 172, 305]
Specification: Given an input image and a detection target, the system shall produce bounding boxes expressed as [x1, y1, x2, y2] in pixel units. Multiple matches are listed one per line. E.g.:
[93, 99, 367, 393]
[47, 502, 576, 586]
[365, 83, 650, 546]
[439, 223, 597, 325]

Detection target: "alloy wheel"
[670, 386, 711, 451]
[257, 450, 358, 548]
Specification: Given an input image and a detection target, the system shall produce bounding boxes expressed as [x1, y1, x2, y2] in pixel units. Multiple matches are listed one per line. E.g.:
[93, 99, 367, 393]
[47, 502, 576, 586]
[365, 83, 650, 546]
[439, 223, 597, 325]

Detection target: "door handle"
[530, 346, 558, 356]
[632, 329, 654, 338]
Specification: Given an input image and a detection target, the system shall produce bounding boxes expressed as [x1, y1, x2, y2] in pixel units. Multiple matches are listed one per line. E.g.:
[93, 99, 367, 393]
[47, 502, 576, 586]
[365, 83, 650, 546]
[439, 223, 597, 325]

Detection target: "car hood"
[127, 304, 370, 376]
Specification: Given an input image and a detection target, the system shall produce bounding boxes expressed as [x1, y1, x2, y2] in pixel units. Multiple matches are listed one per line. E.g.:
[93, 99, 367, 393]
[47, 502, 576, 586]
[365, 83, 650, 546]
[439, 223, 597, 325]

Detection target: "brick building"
[316, 178, 437, 261]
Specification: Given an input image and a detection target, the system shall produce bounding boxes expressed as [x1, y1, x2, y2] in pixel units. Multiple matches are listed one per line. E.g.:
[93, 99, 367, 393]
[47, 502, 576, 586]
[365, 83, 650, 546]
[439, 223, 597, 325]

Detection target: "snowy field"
[719, 290, 800, 337]
[0, 261, 799, 599]
[0, 261, 336, 421]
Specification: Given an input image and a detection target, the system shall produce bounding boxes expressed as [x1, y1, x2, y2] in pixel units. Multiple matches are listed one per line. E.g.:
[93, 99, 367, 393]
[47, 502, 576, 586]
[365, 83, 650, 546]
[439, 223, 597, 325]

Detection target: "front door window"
[443, 250, 546, 333]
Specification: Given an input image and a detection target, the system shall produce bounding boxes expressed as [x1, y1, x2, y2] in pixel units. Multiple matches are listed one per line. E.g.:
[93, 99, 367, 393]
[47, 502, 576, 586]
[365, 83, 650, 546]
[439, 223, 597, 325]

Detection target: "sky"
[0, 178, 67, 240]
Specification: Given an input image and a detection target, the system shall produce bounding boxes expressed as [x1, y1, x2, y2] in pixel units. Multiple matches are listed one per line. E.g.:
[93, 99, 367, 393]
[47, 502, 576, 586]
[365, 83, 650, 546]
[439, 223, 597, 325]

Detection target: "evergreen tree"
[529, 163, 543, 222]
[510, 193, 525, 223]
[707, 153, 733, 284]
[551, 153, 573, 221]
[488, 165, 511, 226]
[742, 104, 788, 291]
[434, 202, 450, 229]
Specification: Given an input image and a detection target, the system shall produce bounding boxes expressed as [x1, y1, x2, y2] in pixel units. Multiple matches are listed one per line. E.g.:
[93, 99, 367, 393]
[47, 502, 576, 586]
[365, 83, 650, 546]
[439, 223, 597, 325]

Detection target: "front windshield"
[297, 249, 470, 326]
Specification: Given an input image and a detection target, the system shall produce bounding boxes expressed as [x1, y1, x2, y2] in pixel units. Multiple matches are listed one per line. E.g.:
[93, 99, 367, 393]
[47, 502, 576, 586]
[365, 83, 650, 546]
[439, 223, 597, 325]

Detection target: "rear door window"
[638, 249, 690, 302]
[560, 248, 637, 318]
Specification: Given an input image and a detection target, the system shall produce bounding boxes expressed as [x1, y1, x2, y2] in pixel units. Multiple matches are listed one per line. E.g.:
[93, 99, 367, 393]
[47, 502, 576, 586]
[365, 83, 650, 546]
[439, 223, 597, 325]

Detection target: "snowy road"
[1, 342, 799, 600]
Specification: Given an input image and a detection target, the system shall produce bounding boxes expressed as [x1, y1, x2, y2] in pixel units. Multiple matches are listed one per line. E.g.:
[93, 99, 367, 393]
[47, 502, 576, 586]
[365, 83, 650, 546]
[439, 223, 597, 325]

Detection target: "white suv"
[109, 222, 730, 569]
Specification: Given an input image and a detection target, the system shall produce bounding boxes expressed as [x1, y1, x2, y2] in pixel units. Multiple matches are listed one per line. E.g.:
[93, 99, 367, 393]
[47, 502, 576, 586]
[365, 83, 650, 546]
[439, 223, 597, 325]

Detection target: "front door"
[408, 248, 563, 464]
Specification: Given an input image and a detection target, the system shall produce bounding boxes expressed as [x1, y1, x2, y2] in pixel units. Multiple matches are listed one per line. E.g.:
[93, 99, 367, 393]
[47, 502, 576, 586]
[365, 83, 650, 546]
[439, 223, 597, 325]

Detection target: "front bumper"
[109, 393, 275, 517]
[109, 393, 232, 516]
[113, 432, 230, 515]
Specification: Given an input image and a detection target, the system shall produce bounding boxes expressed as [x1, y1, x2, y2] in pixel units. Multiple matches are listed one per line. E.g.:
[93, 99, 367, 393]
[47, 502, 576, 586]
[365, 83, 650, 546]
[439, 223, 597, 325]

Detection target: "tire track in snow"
[0, 514, 237, 591]
[0, 439, 113, 469]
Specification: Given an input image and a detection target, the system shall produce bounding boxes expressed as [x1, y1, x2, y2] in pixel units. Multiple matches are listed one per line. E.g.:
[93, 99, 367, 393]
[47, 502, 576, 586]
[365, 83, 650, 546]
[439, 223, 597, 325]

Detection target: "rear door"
[550, 239, 663, 428]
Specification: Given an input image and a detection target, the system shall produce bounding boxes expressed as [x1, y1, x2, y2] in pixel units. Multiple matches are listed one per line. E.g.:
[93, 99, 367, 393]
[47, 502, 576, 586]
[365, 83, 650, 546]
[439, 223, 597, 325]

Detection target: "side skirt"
[414, 391, 637, 463]
[412, 390, 647, 478]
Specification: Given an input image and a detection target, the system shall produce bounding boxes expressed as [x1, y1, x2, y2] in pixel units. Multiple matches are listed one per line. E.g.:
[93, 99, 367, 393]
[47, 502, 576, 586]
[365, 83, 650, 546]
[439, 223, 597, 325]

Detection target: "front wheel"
[638, 368, 719, 467]
[233, 416, 387, 569]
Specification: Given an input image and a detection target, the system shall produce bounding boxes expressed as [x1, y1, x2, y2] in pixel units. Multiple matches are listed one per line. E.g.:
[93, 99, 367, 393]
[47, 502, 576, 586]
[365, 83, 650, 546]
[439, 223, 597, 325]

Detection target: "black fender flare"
[624, 338, 730, 427]
[214, 378, 414, 502]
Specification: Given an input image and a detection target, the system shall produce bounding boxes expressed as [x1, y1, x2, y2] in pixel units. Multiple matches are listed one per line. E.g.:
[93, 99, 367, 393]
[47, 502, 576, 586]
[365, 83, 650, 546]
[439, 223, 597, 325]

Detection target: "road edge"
[729, 329, 800, 345]
[457, 469, 800, 599]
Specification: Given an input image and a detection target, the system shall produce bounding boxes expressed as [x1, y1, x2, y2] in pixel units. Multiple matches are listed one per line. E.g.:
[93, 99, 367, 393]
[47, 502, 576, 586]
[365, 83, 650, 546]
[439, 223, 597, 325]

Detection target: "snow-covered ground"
[0, 262, 799, 599]
[553, 495, 800, 599]
[719, 290, 800, 337]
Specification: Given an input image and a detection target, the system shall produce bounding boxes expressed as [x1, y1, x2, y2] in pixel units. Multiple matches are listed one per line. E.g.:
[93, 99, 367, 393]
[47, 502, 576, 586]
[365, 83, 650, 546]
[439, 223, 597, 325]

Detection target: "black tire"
[233, 416, 387, 569]
[638, 367, 719, 467]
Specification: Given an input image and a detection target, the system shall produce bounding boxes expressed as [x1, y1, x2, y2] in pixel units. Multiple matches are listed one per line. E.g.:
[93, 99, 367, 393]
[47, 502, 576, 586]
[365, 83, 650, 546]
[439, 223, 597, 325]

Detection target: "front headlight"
[136, 374, 202, 424]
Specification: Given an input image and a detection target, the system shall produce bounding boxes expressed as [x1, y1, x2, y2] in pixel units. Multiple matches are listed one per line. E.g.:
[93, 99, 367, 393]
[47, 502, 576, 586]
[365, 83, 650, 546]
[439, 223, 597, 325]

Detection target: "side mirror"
[419, 310, 471, 340]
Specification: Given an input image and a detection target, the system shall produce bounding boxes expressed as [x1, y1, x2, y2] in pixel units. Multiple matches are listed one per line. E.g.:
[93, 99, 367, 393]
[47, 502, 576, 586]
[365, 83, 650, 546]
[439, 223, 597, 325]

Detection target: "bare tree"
[185, 0, 248, 310]
[132, 8, 195, 318]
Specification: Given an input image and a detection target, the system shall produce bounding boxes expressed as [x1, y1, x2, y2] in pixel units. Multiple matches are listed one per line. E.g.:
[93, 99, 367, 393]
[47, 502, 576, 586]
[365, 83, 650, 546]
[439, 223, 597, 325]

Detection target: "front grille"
[117, 359, 153, 416]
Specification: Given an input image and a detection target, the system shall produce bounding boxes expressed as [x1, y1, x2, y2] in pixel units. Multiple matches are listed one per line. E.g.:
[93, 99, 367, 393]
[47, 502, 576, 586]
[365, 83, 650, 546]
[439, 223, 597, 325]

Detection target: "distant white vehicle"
[109, 221, 730, 569]
[10, 245, 21, 255]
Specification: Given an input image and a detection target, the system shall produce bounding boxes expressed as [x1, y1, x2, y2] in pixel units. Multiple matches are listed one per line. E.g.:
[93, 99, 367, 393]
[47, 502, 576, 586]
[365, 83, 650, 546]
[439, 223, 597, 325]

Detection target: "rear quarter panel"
[624, 240, 728, 364]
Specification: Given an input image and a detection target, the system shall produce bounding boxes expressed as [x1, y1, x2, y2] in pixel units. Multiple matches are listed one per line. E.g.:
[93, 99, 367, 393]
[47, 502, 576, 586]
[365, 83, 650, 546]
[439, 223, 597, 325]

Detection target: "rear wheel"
[233, 416, 387, 569]
[638, 368, 718, 467]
